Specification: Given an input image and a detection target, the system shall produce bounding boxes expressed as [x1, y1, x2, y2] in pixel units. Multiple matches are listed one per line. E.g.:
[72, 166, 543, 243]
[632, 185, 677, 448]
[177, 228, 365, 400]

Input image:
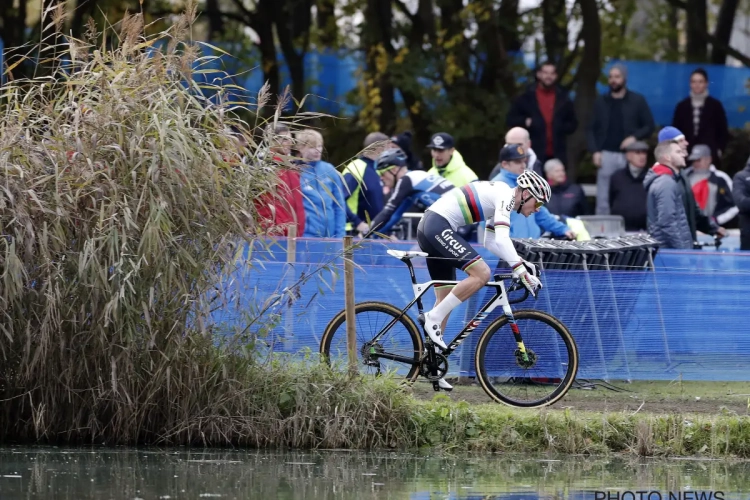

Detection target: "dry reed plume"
[0, 8, 403, 447]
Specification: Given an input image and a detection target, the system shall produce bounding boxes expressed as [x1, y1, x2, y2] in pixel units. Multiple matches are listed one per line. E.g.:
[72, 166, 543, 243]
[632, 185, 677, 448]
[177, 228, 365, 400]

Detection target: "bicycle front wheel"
[474, 309, 579, 408]
[320, 301, 423, 381]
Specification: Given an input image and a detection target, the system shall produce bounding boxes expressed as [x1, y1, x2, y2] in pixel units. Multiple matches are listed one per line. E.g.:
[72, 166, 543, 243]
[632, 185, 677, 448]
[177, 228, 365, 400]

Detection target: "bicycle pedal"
[432, 381, 440, 392]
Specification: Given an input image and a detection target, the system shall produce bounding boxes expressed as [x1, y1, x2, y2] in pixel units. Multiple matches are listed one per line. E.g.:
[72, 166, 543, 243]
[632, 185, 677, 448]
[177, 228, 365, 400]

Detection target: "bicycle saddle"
[386, 249, 428, 261]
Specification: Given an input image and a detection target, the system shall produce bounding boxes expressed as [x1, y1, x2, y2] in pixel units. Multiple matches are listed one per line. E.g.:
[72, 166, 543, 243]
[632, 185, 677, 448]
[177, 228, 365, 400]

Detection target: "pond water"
[0, 447, 747, 499]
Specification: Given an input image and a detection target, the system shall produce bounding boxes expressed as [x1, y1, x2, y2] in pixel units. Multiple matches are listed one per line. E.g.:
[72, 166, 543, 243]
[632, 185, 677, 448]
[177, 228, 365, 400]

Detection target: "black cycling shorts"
[416, 210, 484, 286]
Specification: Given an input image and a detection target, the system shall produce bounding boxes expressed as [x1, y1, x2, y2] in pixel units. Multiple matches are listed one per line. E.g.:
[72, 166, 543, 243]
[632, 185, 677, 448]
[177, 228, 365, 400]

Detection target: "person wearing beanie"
[671, 68, 729, 169]
[587, 63, 655, 215]
[644, 140, 725, 249]
[658, 126, 689, 157]
[390, 131, 424, 171]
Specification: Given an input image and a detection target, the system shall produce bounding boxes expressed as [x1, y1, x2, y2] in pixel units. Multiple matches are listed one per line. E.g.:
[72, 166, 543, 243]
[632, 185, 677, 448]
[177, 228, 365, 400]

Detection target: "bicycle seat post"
[404, 258, 418, 286]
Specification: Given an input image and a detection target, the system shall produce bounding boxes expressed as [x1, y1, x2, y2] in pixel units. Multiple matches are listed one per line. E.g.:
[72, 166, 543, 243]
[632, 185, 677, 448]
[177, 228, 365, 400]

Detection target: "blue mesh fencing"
[210, 237, 750, 382]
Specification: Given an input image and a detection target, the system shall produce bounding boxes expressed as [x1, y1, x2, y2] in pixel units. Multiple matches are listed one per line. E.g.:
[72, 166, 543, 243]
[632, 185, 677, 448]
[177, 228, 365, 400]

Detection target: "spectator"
[426, 132, 478, 187]
[685, 144, 738, 228]
[506, 60, 578, 165]
[588, 63, 655, 215]
[342, 132, 389, 235]
[390, 130, 423, 171]
[295, 129, 347, 238]
[544, 158, 588, 218]
[255, 123, 305, 237]
[489, 127, 544, 180]
[609, 140, 649, 232]
[671, 68, 729, 169]
[493, 144, 575, 240]
[732, 157, 750, 250]
[368, 149, 455, 239]
[644, 141, 724, 249]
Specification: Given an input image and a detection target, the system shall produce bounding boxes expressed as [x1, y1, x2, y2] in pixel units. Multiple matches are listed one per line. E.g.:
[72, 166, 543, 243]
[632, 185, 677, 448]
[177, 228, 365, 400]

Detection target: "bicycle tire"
[320, 301, 424, 382]
[474, 309, 579, 408]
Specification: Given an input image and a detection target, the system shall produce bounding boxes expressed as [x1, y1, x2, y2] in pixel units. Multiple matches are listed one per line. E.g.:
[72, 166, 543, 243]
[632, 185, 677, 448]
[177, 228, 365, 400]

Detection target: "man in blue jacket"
[492, 144, 575, 239]
[492, 144, 576, 240]
[295, 129, 347, 238]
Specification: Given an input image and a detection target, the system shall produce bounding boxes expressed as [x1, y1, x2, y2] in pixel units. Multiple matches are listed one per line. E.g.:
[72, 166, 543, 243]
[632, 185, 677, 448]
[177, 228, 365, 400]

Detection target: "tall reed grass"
[0, 8, 383, 445]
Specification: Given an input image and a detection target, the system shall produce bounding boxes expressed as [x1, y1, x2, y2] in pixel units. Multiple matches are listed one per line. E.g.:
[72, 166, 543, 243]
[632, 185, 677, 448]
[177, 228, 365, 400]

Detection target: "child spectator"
[295, 129, 347, 238]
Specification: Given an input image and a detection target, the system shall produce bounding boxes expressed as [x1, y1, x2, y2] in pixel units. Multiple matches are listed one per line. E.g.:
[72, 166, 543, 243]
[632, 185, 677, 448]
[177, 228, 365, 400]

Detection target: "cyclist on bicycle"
[416, 143, 549, 389]
[367, 149, 456, 238]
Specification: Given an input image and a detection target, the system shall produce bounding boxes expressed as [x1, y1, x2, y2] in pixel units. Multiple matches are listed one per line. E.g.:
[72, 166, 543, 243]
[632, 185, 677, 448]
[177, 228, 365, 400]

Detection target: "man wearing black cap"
[426, 132, 478, 188]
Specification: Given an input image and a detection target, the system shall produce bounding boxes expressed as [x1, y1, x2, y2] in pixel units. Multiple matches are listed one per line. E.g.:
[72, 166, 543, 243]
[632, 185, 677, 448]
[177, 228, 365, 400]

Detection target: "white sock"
[427, 292, 463, 325]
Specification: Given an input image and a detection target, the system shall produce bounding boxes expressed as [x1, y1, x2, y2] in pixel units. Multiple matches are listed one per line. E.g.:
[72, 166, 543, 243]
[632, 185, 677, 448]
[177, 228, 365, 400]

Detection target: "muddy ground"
[410, 378, 750, 415]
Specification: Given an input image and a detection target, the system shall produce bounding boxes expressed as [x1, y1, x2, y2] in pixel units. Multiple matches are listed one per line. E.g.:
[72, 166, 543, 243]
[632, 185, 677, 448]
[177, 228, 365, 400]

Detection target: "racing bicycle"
[319, 249, 579, 408]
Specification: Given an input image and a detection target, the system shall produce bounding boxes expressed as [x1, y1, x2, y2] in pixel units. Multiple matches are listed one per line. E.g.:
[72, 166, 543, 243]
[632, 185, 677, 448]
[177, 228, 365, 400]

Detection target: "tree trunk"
[316, 0, 337, 47]
[254, 0, 280, 101]
[204, 0, 225, 40]
[711, 0, 740, 64]
[666, 4, 679, 56]
[0, 0, 28, 77]
[685, 0, 708, 62]
[542, 0, 567, 65]
[567, 0, 601, 181]
[363, 0, 396, 133]
[274, 0, 312, 102]
[498, 0, 521, 52]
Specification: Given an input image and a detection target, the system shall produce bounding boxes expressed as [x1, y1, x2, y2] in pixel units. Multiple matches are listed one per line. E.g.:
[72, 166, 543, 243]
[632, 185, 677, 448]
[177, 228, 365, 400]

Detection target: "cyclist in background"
[368, 149, 456, 239]
[416, 143, 550, 390]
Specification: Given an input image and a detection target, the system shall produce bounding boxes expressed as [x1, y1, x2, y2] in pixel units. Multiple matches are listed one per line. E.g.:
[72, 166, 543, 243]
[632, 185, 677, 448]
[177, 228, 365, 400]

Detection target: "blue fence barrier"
[211, 237, 750, 382]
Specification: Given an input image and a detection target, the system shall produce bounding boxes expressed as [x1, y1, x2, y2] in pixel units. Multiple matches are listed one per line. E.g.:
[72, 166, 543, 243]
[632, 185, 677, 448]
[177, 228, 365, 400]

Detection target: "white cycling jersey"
[426, 180, 524, 268]
[429, 181, 515, 230]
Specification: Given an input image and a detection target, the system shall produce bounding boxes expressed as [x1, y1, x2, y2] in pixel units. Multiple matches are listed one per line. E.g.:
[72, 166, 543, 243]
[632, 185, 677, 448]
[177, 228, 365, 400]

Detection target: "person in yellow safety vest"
[426, 132, 479, 188]
[341, 132, 390, 234]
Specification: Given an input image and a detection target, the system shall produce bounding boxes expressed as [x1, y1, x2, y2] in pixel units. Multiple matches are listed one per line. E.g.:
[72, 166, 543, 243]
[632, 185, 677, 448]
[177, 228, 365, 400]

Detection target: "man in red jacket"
[255, 123, 305, 237]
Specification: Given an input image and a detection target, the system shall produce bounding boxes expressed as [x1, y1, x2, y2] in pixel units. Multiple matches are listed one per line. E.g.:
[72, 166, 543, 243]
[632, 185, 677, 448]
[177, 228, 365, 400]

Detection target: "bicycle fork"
[503, 304, 533, 367]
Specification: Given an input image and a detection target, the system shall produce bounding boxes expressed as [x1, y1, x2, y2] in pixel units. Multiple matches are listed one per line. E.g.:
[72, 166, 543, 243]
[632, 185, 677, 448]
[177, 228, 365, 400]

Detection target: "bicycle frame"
[367, 256, 532, 366]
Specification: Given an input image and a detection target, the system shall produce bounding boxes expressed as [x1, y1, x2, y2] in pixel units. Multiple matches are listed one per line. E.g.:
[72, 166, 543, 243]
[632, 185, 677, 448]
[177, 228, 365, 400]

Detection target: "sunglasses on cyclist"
[517, 192, 545, 213]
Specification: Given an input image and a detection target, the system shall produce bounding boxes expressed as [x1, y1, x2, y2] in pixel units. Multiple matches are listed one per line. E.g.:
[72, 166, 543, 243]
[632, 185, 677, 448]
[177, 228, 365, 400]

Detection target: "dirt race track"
[411, 379, 750, 415]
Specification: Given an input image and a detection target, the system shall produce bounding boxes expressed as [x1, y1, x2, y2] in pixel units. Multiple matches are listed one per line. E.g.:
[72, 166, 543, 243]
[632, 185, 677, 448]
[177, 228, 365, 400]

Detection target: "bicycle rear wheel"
[320, 301, 423, 381]
[474, 309, 578, 408]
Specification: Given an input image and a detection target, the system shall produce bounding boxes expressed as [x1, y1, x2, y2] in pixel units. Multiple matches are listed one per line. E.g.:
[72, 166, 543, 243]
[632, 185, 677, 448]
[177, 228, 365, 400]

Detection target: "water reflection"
[0, 447, 747, 499]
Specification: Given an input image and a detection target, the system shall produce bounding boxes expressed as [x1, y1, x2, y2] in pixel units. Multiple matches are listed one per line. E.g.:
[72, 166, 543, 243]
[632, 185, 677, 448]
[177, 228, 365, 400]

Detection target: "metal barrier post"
[581, 254, 610, 381]
[538, 257, 570, 382]
[647, 250, 672, 365]
[603, 254, 633, 382]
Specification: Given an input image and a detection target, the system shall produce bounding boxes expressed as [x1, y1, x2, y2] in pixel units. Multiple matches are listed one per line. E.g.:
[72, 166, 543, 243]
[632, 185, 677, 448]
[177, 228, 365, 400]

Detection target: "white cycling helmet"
[517, 170, 552, 204]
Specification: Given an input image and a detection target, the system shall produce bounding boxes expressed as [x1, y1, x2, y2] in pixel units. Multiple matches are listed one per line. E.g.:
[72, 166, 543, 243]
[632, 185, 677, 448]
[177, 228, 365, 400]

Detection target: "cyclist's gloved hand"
[512, 261, 542, 297]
